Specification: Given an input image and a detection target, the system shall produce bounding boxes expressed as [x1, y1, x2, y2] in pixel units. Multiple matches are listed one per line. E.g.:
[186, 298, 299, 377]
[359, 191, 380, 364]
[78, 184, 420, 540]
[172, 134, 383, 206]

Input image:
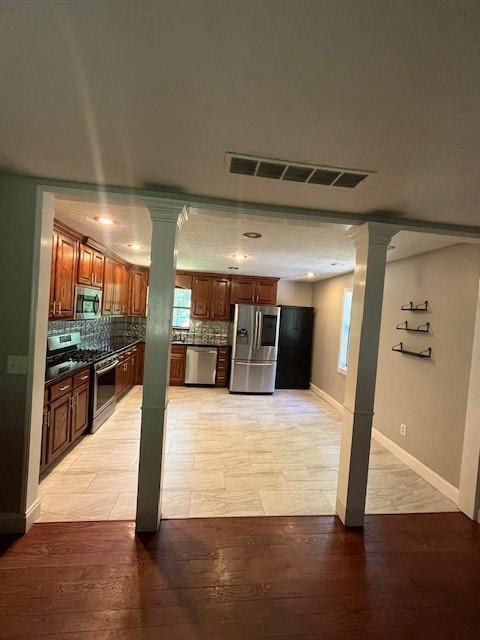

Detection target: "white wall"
[311, 244, 480, 487]
[277, 280, 313, 307]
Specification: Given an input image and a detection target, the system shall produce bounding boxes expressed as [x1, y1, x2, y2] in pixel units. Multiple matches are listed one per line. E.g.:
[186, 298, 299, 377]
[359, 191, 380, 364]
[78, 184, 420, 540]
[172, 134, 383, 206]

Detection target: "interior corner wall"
[311, 243, 480, 488]
[311, 272, 353, 402]
[277, 280, 313, 307]
[0, 175, 42, 520]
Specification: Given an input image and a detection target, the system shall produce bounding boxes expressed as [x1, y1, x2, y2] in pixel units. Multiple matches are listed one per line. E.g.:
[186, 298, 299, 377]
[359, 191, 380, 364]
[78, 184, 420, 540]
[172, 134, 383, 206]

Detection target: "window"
[172, 287, 192, 329]
[338, 288, 353, 374]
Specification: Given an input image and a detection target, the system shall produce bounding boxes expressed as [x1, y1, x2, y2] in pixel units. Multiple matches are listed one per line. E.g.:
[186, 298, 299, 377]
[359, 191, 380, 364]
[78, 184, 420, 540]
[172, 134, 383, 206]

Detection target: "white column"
[336, 222, 397, 526]
[135, 201, 183, 532]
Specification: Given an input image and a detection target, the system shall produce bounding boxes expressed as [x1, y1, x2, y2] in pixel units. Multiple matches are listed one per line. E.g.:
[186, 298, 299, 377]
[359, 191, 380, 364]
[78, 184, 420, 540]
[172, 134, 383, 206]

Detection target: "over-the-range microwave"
[75, 285, 102, 319]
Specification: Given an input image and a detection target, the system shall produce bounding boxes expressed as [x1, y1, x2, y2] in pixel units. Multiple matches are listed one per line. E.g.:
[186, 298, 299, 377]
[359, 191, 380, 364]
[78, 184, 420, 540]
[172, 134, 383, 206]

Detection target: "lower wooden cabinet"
[170, 345, 186, 385]
[46, 394, 72, 467]
[215, 347, 230, 386]
[115, 346, 139, 397]
[41, 368, 91, 475]
[135, 342, 145, 384]
[71, 382, 90, 443]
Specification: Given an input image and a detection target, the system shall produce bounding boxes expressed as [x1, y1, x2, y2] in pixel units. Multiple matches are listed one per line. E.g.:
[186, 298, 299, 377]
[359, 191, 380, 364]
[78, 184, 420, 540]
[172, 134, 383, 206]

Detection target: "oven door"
[94, 360, 118, 417]
[75, 287, 102, 319]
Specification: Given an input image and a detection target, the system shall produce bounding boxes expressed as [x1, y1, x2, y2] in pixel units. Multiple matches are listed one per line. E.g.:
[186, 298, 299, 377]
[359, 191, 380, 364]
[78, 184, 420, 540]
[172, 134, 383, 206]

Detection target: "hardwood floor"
[1, 513, 479, 639]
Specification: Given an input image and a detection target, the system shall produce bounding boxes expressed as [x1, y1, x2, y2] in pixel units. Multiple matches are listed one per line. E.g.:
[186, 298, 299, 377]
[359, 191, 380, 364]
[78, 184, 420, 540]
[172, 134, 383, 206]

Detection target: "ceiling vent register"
[226, 153, 373, 188]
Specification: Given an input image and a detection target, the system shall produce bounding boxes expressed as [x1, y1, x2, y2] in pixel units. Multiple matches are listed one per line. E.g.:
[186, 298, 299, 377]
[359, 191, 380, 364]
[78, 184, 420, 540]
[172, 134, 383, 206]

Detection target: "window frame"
[172, 287, 192, 330]
[338, 287, 353, 375]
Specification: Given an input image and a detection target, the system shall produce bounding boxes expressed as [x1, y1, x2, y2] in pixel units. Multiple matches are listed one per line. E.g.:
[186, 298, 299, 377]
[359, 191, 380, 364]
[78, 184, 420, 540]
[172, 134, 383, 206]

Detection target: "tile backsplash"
[48, 317, 230, 348]
[172, 320, 231, 345]
[48, 317, 146, 348]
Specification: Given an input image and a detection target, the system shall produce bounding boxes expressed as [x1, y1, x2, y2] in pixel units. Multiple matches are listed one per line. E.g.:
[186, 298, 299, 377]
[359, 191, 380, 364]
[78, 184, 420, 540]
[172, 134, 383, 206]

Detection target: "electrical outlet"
[400, 423, 407, 437]
[7, 355, 28, 375]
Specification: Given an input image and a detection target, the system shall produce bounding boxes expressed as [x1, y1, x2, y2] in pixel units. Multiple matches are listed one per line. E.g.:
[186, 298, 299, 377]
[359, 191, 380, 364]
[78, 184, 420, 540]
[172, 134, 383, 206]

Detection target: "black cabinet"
[275, 306, 314, 389]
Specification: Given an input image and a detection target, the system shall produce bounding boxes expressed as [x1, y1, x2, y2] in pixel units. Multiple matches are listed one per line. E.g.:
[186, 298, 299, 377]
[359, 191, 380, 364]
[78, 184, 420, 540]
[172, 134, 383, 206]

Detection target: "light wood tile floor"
[38, 386, 458, 521]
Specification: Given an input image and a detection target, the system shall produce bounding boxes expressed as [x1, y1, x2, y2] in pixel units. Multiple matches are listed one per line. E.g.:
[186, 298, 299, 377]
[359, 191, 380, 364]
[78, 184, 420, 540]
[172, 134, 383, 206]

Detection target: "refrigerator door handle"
[255, 311, 262, 349]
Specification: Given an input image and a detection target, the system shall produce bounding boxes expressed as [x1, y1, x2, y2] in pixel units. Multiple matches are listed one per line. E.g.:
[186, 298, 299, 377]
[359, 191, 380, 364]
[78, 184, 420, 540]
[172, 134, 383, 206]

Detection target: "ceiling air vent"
[226, 153, 374, 188]
[333, 172, 368, 188]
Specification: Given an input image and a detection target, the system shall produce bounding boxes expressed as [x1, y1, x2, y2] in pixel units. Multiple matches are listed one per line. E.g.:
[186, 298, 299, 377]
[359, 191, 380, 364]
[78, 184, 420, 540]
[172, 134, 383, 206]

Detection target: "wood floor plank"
[1, 514, 479, 639]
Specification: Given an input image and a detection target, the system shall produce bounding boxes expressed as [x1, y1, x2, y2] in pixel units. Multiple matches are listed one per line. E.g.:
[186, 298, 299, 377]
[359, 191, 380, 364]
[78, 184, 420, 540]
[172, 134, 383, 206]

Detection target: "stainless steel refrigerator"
[229, 304, 281, 394]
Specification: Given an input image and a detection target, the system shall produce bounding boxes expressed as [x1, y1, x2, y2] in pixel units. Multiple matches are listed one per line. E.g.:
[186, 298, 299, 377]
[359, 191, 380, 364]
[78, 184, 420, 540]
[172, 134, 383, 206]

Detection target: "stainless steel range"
[46, 332, 120, 433]
[91, 353, 119, 431]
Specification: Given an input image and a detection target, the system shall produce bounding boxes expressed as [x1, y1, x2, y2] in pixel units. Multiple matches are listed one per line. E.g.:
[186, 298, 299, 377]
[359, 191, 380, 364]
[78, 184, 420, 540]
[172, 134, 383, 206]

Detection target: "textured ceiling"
[54, 198, 474, 280]
[1, 2, 480, 228]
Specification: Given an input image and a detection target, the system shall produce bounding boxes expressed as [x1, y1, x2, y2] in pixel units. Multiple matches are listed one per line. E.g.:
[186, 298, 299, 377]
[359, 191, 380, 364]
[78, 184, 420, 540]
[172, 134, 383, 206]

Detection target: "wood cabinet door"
[130, 268, 148, 316]
[115, 362, 124, 397]
[211, 277, 231, 320]
[92, 251, 105, 288]
[53, 231, 78, 319]
[78, 244, 95, 286]
[230, 276, 256, 304]
[49, 233, 58, 319]
[102, 258, 115, 314]
[170, 347, 186, 385]
[135, 343, 145, 385]
[71, 383, 89, 442]
[191, 275, 212, 319]
[175, 273, 192, 289]
[40, 404, 49, 472]
[255, 279, 278, 305]
[47, 394, 72, 465]
[112, 262, 125, 314]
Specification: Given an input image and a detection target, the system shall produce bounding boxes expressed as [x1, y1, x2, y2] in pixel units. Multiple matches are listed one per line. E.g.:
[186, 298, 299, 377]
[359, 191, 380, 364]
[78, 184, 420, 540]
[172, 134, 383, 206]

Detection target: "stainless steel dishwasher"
[185, 346, 217, 385]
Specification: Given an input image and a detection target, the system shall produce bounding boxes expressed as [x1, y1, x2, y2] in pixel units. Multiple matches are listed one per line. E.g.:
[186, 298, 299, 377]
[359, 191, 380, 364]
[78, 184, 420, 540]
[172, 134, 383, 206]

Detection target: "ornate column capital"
[348, 221, 399, 248]
[144, 198, 186, 224]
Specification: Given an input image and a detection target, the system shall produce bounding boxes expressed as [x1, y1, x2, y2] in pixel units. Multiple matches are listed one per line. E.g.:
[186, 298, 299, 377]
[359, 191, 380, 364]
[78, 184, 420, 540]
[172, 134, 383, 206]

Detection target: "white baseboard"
[309, 383, 459, 505]
[0, 498, 41, 534]
[371, 428, 459, 504]
[310, 383, 344, 413]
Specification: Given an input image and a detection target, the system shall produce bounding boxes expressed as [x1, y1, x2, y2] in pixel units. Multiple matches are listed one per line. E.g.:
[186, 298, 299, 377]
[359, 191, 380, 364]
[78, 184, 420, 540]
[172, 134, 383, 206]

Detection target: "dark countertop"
[45, 338, 144, 385]
[171, 342, 231, 348]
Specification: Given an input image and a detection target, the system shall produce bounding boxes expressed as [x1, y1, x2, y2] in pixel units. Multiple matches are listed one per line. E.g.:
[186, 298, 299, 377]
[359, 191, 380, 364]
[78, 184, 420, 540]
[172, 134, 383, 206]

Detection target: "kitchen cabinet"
[49, 229, 79, 319]
[115, 346, 138, 397]
[170, 345, 186, 385]
[103, 259, 130, 316]
[47, 394, 72, 466]
[41, 368, 91, 475]
[135, 342, 145, 384]
[191, 274, 231, 320]
[230, 276, 278, 306]
[71, 382, 90, 443]
[78, 243, 104, 288]
[215, 346, 230, 386]
[175, 272, 193, 289]
[129, 267, 149, 316]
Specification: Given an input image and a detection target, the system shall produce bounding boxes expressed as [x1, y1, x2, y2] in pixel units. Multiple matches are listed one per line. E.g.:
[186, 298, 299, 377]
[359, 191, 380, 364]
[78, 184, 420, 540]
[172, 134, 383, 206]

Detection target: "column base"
[0, 498, 41, 534]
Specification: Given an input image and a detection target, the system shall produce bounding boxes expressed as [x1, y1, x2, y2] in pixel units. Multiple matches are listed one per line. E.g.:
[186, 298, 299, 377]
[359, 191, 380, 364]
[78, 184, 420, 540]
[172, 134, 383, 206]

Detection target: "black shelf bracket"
[401, 300, 429, 311]
[392, 342, 432, 358]
[396, 321, 430, 333]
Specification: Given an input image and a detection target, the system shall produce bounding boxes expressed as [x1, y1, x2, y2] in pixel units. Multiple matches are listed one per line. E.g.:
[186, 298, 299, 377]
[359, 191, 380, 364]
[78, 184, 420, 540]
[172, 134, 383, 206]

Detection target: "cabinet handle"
[92, 271, 95, 284]
[59, 384, 70, 391]
[79, 375, 89, 381]
[46, 410, 51, 429]
[57, 301, 62, 314]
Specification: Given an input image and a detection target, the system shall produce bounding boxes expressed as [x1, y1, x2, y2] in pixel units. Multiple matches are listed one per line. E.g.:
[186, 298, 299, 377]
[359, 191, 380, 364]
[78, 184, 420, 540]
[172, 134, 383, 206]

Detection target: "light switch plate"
[7, 355, 28, 375]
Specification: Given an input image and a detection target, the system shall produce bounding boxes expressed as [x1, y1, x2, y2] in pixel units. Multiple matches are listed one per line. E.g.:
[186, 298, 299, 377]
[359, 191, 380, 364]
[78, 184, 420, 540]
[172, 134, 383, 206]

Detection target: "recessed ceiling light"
[232, 254, 248, 261]
[243, 232, 262, 239]
[95, 216, 114, 225]
[129, 243, 141, 250]
[228, 266, 239, 270]
[306, 272, 315, 278]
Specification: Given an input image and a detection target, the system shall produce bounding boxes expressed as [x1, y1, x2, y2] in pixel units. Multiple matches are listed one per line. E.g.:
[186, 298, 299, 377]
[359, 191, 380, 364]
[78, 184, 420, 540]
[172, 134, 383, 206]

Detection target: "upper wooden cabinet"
[230, 276, 278, 306]
[211, 276, 231, 319]
[129, 267, 149, 316]
[49, 229, 78, 320]
[191, 274, 231, 321]
[78, 243, 104, 288]
[103, 259, 130, 316]
[175, 272, 193, 290]
[102, 257, 115, 315]
[191, 275, 212, 319]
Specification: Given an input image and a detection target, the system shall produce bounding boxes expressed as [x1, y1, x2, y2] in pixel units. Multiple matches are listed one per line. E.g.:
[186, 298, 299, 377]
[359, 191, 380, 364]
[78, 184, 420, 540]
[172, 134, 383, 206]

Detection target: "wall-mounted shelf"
[401, 301, 429, 312]
[392, 342, 432, 358]
[396, 321, 430, 333]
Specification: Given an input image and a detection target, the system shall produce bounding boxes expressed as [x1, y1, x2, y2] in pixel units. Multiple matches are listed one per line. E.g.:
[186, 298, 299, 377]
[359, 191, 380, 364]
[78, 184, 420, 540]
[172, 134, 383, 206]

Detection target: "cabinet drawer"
[50, 377, 73, 401]
[73, 369, 90, 388]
